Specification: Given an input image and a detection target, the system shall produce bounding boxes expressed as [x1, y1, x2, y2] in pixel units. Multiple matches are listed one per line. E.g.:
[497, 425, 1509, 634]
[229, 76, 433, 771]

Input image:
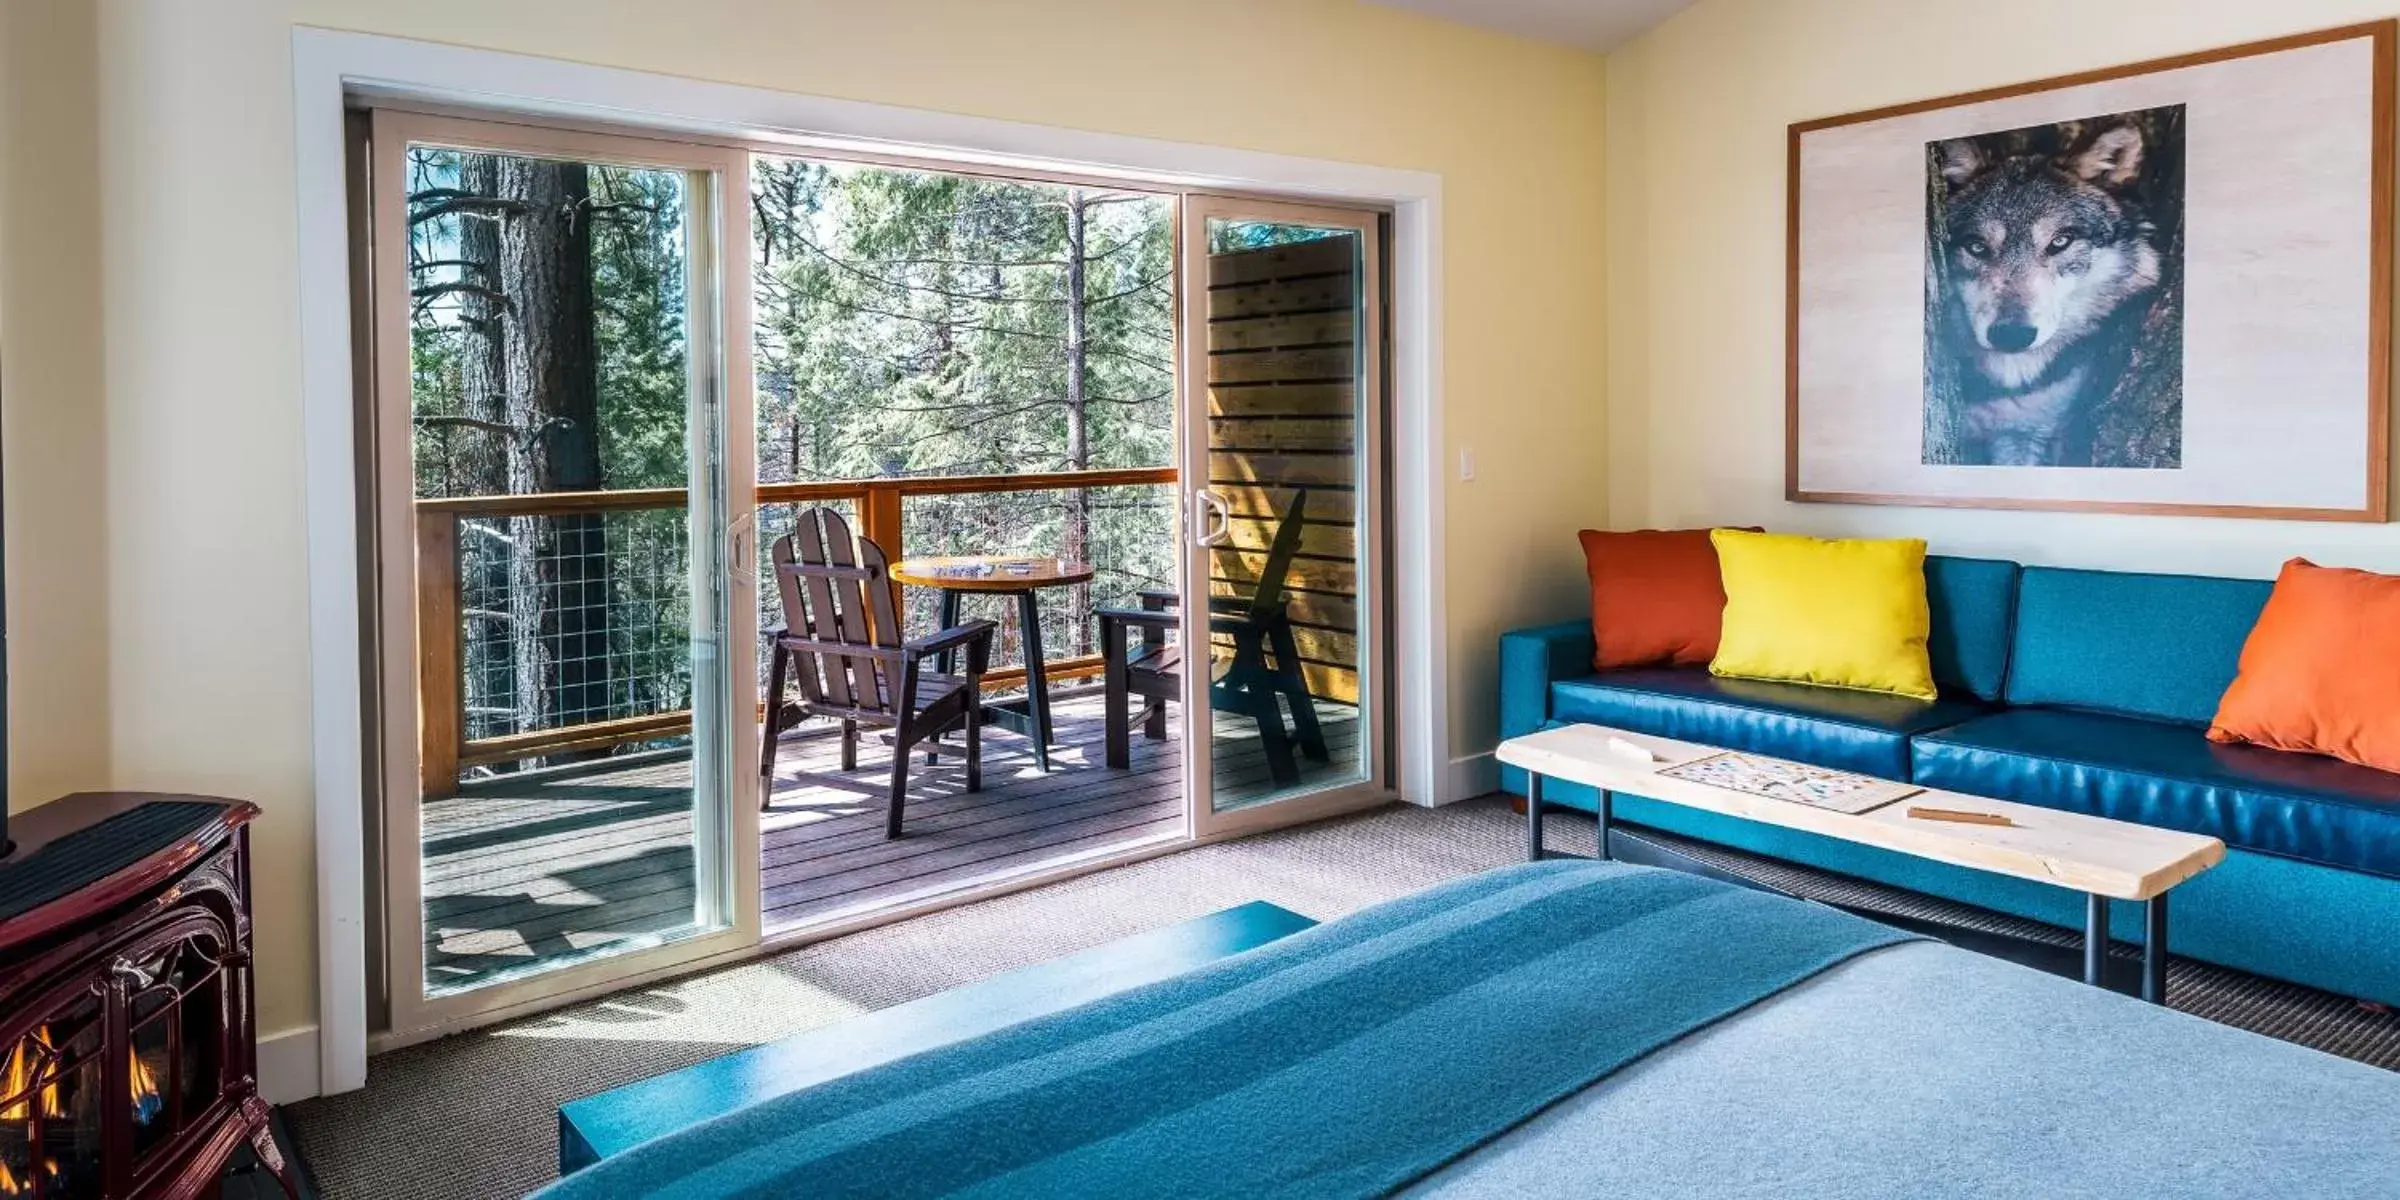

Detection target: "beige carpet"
[287, 796, 2400, 1199]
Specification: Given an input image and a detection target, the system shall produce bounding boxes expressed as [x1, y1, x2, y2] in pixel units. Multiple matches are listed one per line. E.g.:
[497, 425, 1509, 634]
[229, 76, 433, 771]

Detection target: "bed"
[534, 861, 2400, 1199]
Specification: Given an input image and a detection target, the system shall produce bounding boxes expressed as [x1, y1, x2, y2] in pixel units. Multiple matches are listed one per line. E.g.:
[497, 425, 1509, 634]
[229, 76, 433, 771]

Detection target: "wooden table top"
[890, 555, 1096, 591]
[1498, 723, 2225, 902]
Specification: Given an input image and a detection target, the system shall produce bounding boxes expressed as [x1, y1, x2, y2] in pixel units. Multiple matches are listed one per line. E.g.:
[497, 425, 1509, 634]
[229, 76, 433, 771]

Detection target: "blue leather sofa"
[1500, 557, 2400, 1006]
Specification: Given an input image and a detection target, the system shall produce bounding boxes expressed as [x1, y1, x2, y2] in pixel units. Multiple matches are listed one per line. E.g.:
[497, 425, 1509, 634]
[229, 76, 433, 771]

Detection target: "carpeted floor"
[286, 795, 2400, 1200]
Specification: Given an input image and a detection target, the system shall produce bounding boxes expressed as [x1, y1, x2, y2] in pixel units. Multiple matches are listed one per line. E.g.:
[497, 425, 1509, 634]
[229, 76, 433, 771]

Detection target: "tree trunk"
[1062, 189, 1093, 656]
[456, 155, 509, 495]
[493, 157, 610, 735]
[446, 156, 519, 741]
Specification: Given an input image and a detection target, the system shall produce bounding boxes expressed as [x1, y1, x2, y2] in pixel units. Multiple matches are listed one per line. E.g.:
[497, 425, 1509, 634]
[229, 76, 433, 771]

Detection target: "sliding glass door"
[357, 111, 1399, 1038]
[368, 112, 759, 1035]
[1179, 196, 1392, 837]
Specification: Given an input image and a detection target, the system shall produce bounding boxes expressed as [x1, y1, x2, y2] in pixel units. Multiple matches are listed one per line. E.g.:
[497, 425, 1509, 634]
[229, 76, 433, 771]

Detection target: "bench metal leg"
[2143, 893, 2169, 1005]
[1525, 774, 1544, 862]
[2083, 893, 2108, 988]
[1597, 789, 1613, 862]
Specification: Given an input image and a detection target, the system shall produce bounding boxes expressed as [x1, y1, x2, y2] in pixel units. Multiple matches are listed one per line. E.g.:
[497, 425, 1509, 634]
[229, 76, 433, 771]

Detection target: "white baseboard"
[1436, 751, 1500, 805]
[258, 1025, 322, 1105]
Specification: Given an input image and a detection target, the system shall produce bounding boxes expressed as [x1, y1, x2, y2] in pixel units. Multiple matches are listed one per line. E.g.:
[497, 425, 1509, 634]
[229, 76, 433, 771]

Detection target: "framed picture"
[1787, 22, 2393, 520]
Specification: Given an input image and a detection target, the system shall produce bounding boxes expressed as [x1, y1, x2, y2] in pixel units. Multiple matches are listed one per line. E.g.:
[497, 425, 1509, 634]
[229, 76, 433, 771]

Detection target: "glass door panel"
[370, 112, 757, 1030]
[1180, 197, 1389, 834]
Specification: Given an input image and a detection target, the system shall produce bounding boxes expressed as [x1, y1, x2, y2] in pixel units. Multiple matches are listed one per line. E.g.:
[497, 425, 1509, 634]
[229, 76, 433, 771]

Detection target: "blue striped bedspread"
[533, 860, 1917, 1200]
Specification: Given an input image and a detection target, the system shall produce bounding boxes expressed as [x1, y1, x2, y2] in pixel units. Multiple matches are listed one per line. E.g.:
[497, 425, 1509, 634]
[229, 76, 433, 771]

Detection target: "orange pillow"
[1577, 528, 1751, 670]
[2207, 559, 2400, 774]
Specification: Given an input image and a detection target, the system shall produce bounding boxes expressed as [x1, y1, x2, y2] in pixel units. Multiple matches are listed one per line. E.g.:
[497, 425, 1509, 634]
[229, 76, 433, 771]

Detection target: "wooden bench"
[555, 901, 1319, 1175]
[1501, 723, 2225, 1004]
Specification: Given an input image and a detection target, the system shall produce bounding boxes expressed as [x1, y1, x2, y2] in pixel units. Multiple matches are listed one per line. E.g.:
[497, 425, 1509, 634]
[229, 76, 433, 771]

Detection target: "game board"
[1656, 751, 1920, 814]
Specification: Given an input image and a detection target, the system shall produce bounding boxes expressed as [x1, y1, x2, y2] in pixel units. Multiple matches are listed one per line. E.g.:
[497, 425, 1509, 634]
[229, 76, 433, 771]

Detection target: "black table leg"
[1597, 788, 1613, 862]
[1017, 589, 1053, 772]
[2143, 892, 2169, 1005]
[934, 588, 963, 675]
[2083, 893, 2109, 987]
[1525, 774, 1545, 862]
[921, 588, 967, 763]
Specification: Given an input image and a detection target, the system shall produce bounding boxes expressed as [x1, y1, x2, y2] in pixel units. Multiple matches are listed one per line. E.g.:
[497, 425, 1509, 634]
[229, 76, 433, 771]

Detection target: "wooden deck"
[419, 690, 1358, 994]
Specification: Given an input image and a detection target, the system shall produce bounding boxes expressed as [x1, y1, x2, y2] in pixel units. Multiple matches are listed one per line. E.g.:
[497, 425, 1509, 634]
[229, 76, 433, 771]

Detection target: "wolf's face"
[1937, 125, 2162, 390]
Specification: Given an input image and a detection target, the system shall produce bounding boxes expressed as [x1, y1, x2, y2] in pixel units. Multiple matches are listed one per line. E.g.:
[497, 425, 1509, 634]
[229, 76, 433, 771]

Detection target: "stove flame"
[128, 1049, 162, 1124]
[0, 1029, 63, 1122]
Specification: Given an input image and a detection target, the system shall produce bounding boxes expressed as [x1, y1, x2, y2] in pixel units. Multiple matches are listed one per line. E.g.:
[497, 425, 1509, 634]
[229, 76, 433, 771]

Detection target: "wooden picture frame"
[1787, 21, 2394, 521]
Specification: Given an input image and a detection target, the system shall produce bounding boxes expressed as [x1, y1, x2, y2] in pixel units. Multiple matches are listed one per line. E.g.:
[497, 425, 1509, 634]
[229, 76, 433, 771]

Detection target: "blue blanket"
[536, 862, 1916, 1200]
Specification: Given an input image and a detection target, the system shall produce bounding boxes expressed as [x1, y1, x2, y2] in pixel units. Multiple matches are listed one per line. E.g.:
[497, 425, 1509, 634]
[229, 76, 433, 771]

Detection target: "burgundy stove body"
[0, 793, 296, 1199]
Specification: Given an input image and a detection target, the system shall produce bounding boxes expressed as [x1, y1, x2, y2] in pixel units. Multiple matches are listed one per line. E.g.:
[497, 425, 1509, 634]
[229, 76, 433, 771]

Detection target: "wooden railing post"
[860, 481, 903, 562]
[416, 510, 463, 799]
[861, 481, 905, 623]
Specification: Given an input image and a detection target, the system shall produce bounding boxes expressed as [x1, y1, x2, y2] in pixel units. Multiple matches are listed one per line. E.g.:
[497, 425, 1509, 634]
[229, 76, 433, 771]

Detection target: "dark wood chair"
[760, 507, 996, 838]
[1097, 490, 1329, 786]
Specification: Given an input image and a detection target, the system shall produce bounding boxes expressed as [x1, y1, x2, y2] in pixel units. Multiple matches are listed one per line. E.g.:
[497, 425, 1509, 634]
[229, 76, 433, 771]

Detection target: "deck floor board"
[418, 691, 1357, 993]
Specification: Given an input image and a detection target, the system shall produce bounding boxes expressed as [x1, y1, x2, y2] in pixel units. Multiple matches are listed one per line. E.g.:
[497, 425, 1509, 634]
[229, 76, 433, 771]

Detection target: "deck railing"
[414, 467, 1178, 795]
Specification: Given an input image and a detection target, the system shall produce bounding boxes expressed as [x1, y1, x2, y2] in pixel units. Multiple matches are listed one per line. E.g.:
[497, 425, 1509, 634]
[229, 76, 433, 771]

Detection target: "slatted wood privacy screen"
[1205, 234, 1362, 704]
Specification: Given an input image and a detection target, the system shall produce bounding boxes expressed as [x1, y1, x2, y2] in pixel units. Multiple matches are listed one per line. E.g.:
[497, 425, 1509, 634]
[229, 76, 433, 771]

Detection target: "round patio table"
[890, 556, 1095, 772]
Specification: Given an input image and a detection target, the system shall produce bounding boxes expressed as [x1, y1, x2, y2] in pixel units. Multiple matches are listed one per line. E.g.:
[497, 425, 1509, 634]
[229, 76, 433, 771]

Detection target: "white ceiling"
[1368, 0, 1697, 51]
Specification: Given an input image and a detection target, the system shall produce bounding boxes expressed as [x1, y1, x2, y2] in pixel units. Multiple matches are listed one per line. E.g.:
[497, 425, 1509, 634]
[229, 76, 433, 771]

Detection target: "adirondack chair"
[1097, 490, 1330, 786]
[760, 507, 997, 839]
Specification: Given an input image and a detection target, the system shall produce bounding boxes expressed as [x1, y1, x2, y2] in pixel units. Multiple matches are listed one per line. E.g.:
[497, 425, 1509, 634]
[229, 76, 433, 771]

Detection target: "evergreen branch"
[410, 196, 531, 226]
[1090, 389, 1172, 406]
[412, 282, 511, 307]
[791, 230, 1012, 303]
[827, 231, 1151, 272]
[820, 296, 1056, 342]
[893, 398, 1059, 447]
[792, 229, 1166, 307]
[1081, 271, 1173, 307]
[414, 413, 577, 444]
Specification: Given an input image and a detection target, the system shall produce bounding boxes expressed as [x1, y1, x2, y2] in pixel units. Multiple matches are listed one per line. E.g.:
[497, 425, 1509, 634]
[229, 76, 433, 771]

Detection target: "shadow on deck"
[418, 690, 1358, 994]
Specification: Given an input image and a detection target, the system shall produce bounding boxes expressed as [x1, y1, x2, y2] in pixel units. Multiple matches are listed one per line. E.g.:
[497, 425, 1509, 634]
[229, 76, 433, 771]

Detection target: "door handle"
[727, 509, 757, 580]
[1191, 488, 1232, 548]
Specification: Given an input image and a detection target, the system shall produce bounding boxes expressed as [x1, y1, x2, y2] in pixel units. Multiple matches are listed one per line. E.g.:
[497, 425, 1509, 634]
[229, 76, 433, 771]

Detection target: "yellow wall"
[0, 2, 113, 808]
[1606, 0, 2400, 574]
[0, 1, 1608, 1046]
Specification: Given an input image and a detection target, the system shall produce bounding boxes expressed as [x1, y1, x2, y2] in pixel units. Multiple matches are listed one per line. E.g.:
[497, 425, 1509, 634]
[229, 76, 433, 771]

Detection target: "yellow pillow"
[1708, 530, 1937, 700]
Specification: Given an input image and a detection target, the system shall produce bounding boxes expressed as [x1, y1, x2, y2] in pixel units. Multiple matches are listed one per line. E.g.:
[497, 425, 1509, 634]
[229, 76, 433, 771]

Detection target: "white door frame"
[1180, 195, 1395, 839]
[291, 26, 1447, 1098]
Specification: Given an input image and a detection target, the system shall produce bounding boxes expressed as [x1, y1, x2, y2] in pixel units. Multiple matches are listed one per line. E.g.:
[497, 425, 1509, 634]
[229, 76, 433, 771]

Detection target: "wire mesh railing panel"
[432, 474, 1175, 771]
[458, 507, 694, 746]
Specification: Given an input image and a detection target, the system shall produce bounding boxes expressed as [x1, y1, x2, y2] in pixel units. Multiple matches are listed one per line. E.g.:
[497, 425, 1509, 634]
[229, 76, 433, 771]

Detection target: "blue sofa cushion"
[2005, 567, 2270, 726]
[1913, 708, 2400, 879]
[1550, 667, 1988, 780]
[1924, 555, 2019, 702]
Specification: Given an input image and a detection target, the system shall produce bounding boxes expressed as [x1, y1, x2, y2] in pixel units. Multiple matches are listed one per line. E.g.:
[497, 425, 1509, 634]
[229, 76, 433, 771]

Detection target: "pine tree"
[410, 148, 1176, 763]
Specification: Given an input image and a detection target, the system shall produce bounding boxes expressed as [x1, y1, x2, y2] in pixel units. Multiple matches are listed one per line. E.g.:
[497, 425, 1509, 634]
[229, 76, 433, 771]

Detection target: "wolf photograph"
[1922, 105, 2185, 468]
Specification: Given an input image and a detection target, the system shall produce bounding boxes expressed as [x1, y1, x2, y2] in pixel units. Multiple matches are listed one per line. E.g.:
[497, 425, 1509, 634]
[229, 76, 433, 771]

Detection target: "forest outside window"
[748, 155, 1177, 665]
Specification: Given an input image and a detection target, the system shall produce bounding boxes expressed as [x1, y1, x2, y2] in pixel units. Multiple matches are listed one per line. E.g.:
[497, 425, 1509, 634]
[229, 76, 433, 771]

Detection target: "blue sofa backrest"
[2004, 566, 2271, 726]
[1924, 555, 2019, 702]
